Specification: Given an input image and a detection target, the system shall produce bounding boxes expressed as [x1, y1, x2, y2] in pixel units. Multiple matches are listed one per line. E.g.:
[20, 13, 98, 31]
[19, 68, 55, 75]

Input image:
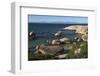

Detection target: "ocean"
[28, 23, 87, 48]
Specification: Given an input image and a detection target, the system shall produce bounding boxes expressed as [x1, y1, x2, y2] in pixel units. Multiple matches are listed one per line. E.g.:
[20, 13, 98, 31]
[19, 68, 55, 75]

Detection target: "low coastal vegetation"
[28, 25, 88, 60]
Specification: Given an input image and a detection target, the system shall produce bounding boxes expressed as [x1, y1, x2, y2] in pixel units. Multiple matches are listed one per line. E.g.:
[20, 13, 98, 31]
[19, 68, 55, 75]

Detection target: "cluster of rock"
[28, 31, 70, 59]
[29, 25, 88, 59]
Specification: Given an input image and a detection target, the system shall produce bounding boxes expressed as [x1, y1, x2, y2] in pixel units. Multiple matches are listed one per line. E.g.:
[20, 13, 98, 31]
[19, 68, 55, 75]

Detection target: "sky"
[28, 15, 88, 24]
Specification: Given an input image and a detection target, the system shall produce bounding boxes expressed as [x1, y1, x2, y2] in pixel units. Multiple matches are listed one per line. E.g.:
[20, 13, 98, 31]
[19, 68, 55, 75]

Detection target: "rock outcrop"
[64, 25, 88, 41]
[64, 25, 88, 34]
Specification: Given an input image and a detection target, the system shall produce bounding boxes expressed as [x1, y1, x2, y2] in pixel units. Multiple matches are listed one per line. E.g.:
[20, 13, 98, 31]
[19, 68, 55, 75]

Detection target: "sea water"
[28, 23, 86, 48]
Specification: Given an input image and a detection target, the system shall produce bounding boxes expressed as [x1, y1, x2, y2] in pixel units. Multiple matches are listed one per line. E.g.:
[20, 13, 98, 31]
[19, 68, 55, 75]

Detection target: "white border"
[11, 2, 96, 74]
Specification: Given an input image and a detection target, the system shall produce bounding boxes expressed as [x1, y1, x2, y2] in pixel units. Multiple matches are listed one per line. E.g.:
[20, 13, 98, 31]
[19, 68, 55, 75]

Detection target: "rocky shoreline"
[28, 25, 88, 60]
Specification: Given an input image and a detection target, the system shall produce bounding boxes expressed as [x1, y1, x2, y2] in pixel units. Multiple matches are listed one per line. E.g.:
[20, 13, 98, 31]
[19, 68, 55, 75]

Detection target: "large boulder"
[55, 54, 68, 59]
[81, 34, 88, 41]
[74, 48, 81, 55]
[35, 45, 70, 56]
[51, 39, 61, 45]
[60, 37, 70, 43]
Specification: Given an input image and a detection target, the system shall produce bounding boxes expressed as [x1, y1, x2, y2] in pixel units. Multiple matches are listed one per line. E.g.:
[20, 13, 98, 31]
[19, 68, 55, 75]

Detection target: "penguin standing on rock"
[28, 32, 36, 40]
[54, 31, 62, 37]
